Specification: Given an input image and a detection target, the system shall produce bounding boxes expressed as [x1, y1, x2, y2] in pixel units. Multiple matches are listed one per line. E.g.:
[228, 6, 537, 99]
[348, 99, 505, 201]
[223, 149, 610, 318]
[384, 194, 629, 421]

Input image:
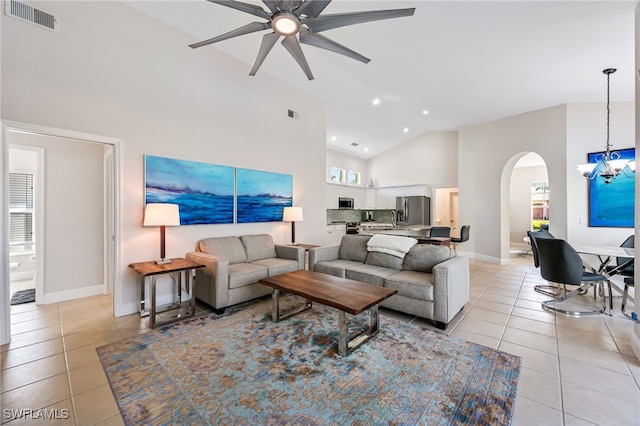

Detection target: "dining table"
[572, 244, 634, 315]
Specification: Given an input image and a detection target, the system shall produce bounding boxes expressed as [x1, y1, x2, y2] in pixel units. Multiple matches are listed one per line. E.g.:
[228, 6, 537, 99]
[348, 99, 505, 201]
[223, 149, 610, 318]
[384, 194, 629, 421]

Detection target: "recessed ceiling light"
[331, 136, 337, 141]
[422, 110, 429, 115]
[372, 98, 380, 106]
[364, 148, 369, 152]
[403, 128, 409, 133]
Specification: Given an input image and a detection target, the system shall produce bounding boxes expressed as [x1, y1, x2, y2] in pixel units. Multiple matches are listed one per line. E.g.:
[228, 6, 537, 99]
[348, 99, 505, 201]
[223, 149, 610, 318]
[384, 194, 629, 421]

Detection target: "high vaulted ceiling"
[124, 1, 637, 159]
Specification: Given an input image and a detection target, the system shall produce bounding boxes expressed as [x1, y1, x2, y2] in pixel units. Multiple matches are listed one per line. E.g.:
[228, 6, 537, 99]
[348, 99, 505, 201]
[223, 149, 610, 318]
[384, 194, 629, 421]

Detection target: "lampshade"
[283, 206, 303, 222]
[143, 203, 180, 227]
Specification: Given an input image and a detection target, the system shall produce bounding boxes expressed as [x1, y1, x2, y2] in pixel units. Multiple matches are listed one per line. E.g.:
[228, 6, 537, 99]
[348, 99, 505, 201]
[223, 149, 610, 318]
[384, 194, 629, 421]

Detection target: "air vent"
[287, 109, 300, 119]
[351, 142, 359, 147]
[5, 0, 58, 32]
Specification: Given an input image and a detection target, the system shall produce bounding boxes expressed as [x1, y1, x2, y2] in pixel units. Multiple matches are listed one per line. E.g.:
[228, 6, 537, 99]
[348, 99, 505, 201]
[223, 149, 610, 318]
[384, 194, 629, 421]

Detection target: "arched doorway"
[500, 152, 549, 262]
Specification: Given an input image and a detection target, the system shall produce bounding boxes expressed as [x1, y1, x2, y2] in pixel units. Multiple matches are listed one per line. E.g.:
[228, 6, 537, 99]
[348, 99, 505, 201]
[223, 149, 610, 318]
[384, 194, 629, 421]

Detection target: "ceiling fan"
[189, 0, 416, 80]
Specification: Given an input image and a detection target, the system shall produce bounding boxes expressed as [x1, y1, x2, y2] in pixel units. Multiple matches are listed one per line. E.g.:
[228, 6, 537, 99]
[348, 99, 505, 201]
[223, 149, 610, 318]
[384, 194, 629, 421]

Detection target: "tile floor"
[1, 255, 639, 425]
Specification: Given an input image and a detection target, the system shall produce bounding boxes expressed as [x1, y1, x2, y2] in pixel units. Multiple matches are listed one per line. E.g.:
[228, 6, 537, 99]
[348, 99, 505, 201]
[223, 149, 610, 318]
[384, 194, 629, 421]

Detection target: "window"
[9, 173, 34, 253]
[329, 167, 345, 183]
[348, 171, 361, 185]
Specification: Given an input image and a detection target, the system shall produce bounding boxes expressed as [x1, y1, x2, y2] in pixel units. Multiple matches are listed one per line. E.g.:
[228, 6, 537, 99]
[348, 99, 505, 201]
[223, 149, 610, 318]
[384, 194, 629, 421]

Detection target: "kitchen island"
[358, 227, 451, 247]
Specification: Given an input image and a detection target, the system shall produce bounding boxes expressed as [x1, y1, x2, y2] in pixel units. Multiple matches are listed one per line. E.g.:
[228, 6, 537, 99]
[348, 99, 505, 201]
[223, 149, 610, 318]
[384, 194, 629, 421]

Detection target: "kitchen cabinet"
[364, 189, 377, 209]
[326, 224, 346, 246]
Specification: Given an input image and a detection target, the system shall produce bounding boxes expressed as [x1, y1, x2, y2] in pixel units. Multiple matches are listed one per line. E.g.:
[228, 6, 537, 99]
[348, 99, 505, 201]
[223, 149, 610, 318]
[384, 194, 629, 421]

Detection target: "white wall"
[566, 102, 635, 246]
[459, 105, 569, 263]
[510, 165, 548, 243]
[367, 131, 458, 188]
[1, 1, 327, 316]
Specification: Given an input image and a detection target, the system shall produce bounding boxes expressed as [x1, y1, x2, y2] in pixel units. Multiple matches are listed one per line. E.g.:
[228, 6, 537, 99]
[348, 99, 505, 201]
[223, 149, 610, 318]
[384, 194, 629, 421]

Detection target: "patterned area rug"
[10, 288, 35, 305]
[97, 297, 521, 425]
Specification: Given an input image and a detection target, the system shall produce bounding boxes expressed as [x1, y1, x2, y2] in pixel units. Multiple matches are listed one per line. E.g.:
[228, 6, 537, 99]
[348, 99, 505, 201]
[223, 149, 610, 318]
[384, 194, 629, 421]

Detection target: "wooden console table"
[129, 258, 204, 328]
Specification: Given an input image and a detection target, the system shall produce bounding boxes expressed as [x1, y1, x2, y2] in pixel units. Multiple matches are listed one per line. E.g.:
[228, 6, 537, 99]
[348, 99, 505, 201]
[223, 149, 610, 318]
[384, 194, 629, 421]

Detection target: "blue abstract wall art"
[145, 155, 235, 225]
[236, 168, 293, 223]
[588, 147, 635, 227]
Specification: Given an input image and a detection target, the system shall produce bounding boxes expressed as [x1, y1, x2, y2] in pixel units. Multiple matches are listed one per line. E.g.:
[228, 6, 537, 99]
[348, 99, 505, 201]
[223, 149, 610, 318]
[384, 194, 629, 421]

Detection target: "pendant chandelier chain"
[605, 71, 611, 159]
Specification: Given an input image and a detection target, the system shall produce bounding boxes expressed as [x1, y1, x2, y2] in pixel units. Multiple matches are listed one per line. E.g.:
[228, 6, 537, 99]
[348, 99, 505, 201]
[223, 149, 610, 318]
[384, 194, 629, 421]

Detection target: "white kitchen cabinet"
[364, 189, 377, 209]
[326, 224, 346, 246]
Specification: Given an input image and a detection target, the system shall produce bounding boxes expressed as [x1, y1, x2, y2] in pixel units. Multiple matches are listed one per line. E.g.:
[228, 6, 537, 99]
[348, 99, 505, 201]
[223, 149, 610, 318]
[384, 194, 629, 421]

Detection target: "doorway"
[2, 122, 121, 344]
[434, 187, 460, 236]
[8, 145, 44, 305]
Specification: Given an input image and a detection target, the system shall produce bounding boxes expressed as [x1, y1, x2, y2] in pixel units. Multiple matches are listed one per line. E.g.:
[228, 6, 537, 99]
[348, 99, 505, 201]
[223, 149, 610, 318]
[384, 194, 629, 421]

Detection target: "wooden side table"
[129, 258, 205, 328]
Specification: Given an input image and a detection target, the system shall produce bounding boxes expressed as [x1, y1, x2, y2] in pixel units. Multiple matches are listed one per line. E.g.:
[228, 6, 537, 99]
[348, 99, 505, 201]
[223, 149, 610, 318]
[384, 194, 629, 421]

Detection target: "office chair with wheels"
[430, 226, 451, 238]
[527, 229, 560, 297]
[451, 225, 470, 251]
[537, 238, 607, 316]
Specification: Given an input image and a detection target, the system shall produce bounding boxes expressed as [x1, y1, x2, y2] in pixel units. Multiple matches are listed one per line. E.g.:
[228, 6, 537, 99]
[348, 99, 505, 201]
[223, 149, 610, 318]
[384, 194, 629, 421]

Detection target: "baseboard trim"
[40, 284, 105, 304]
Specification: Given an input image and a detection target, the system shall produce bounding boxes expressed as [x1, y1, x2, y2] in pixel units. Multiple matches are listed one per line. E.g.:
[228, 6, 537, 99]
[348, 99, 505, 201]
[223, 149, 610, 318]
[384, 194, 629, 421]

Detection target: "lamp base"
[154, 258, 173, 265]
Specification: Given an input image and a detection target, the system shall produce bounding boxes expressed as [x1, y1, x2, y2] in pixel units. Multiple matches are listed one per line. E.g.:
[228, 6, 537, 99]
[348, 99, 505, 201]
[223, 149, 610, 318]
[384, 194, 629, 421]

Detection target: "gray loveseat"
[186, 234, 304, 313]
[309, 234, 469, 329]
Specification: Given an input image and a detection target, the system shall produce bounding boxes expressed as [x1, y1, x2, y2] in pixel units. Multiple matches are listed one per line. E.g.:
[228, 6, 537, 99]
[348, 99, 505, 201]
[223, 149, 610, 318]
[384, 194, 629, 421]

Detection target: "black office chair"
[536, 238, 607, 316]
[430, 226, 451, 238]
[451, 225, 470, 251]
[527, 229, 560, 297]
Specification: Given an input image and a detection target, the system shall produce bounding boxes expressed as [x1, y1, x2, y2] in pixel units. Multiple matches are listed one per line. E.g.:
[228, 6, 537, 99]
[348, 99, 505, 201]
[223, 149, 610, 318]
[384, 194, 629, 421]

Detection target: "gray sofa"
[309, 234, 469, 329]
[186, 234, 304, 313]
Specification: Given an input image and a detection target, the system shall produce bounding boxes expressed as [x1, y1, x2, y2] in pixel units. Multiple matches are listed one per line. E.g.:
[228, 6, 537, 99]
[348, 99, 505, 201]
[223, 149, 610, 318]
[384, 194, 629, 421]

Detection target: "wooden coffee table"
[258, 270, 397, 356]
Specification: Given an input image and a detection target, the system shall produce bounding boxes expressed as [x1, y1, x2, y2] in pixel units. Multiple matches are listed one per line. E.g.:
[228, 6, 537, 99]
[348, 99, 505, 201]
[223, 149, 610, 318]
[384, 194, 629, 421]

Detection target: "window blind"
[8, 173, 34, 249]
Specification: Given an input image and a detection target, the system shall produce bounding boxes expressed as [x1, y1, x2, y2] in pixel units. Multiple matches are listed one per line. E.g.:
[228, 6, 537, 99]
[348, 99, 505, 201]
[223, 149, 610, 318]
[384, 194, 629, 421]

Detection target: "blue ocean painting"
[588, 148, 635, 227]
[145, 155, 235, 225]
[236, 168, 292, 223]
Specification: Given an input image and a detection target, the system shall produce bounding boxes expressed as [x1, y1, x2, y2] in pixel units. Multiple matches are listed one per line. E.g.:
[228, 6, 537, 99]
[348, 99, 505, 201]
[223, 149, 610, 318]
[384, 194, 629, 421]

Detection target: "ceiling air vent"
[5, 0, 58, 32]
[351, 143, 359, 147]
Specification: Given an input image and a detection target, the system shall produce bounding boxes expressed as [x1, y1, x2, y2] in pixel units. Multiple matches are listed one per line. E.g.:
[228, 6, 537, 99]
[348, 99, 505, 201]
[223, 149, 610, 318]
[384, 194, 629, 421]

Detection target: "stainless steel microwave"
[338, 197, 354, 209]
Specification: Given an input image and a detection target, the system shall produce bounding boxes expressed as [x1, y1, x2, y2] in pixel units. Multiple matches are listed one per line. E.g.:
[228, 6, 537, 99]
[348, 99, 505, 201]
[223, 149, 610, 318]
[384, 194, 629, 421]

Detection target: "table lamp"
[283, 206, 303, 245]
[143, 203, 180, 264]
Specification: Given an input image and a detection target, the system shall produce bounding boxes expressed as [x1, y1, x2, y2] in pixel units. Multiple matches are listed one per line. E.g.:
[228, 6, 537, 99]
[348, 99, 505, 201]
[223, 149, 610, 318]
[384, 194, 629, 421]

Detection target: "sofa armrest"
[308, 245, 340, 271]
[275, 244, 305, 269]
[432, 256, 470, 324]
[186, 251, 230, 309]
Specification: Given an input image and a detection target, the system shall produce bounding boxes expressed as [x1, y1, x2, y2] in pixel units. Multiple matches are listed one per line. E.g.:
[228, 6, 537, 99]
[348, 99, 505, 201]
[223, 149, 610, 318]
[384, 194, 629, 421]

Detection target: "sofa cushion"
[251, 258, 299, 277]
[199, 236, 247, 264]
[402, 244, 456, 273]
[384, 271, 434, 301]
[338, 235, 370, 263]
[228, 263, 268, 289]
[345, 264, 397, 287]
[241, 234, 277, 262]
[365, 251, 404, 270]
[314, 259, 365, 278]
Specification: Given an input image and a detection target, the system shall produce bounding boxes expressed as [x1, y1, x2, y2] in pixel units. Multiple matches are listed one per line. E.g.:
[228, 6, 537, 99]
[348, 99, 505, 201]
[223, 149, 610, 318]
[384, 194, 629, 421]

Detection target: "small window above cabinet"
[531, 181, 549, 230]
[348, 171, 361, 186]
[329, 167, 345, 183]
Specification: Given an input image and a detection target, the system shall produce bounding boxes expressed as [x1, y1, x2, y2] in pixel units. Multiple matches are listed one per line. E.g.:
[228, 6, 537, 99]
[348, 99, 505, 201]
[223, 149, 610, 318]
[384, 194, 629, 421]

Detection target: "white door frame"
[1, 121, 122, 344]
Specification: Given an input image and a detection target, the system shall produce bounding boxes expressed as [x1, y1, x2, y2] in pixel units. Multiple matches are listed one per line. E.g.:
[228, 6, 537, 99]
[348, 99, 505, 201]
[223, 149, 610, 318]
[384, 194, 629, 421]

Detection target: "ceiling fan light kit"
[190, 0, 416, 80]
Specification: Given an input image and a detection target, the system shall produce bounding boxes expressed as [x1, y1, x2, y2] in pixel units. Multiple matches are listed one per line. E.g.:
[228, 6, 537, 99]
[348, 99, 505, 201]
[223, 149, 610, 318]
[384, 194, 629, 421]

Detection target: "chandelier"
[577, 68, 635, 184]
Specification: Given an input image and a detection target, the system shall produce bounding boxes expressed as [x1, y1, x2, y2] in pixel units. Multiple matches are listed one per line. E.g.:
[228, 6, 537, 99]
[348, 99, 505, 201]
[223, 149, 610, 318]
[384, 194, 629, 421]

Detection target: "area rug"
[97, 298, 521, 425]
[10, 288, 35, 305]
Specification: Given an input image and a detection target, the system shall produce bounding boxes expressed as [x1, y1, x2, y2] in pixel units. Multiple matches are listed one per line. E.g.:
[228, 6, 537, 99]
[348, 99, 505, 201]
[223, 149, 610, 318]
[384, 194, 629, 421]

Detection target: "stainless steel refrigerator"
[395, 196, 430, 226]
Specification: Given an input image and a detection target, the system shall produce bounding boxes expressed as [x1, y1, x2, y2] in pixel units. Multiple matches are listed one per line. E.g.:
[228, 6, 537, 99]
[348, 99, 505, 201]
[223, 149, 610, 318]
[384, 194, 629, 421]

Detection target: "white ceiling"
[124, 1, 637, 159]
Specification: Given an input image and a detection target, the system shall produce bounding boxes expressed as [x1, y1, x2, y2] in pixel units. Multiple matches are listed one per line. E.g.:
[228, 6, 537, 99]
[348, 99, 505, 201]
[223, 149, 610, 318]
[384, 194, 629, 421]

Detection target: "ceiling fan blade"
[206, 0, 271, 20]
[296, 0, 331, 18]
[262, 0, 279, 13]
[281, 35, 314, 80]
[189, 22, 270, 49]
[249, 32, 280, 76]
[304, 8, 415, 33]
[299, 27, 370, 64]
[278, 0, 299, 12]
